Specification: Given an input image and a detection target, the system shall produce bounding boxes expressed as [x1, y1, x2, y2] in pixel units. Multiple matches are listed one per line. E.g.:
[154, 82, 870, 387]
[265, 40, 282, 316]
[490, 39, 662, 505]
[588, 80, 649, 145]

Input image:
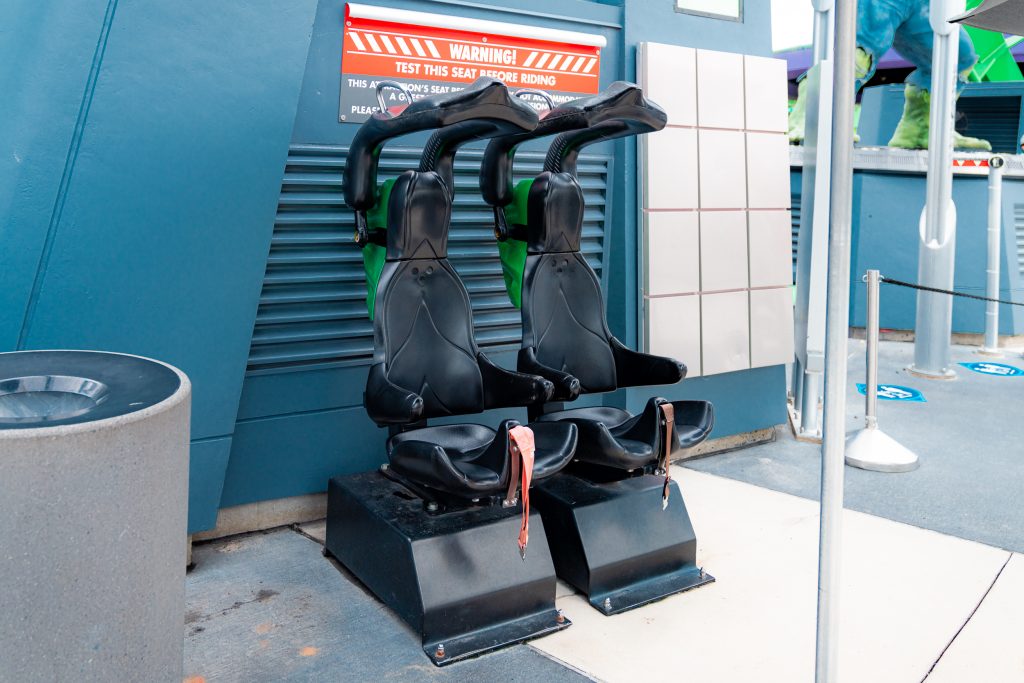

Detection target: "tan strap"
[508, 426, 536, 559]
[658, 403, 675, 509]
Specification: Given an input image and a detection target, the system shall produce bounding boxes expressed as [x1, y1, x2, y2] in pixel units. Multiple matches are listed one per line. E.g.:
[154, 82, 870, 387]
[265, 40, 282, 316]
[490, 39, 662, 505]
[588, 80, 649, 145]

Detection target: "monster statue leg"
[888, 3, 991, 150]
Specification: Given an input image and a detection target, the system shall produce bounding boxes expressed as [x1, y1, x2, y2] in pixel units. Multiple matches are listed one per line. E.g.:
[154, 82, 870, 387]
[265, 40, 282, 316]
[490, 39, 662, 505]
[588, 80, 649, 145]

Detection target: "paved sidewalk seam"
[920, 552, 1014, 683]
[527, 644, 605, 683]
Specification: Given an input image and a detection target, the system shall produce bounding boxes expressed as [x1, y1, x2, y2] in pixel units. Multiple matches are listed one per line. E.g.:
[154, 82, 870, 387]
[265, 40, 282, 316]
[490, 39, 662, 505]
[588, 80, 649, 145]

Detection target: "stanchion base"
[976, 348, 1003, 358]
[845, 426, 919, 473]
[907, 365, 957, 381]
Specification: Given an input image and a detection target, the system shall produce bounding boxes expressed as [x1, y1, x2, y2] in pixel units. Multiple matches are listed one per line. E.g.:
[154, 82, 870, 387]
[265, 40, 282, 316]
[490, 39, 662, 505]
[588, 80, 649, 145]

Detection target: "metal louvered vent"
[1016, 203, 1024, 278]
[247, 144, 611, 372]
[956, 96, 1022, 154]
[790, 191, 801, 283]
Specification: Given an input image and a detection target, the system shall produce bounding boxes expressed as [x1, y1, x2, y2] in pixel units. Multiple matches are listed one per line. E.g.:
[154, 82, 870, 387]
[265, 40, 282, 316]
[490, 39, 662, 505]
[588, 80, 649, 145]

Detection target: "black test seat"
[481, 83, 714, 477]
[344, 78, 577, 501]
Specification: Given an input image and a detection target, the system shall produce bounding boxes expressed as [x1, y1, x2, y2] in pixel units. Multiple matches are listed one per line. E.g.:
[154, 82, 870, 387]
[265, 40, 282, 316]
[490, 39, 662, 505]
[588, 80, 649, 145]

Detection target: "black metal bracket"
[324, 471, 570, 666]
[533, 472, 714, 615]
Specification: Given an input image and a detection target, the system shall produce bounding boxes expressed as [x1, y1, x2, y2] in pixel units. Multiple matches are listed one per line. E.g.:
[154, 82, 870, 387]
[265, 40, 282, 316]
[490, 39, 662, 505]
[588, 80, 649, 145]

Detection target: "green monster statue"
[789, 0, 991, 151]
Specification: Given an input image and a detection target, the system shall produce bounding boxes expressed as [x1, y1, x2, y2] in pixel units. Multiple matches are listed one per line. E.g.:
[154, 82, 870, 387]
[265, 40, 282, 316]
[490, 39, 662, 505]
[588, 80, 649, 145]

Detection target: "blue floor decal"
[959, 361, 1024, 377]
[856, 383, 926, 402]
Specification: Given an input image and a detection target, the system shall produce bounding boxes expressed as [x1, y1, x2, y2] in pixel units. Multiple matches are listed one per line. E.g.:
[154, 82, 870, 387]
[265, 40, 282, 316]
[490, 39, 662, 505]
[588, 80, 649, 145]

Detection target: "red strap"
[508, 426, 536, 559]
[658, 403, 675, 510]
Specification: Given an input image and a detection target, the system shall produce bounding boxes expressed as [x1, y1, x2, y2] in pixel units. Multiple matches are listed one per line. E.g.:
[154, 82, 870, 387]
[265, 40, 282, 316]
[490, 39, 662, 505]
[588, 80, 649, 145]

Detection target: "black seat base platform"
[324, 470, 570, 666]
[532, 472, 714, 615]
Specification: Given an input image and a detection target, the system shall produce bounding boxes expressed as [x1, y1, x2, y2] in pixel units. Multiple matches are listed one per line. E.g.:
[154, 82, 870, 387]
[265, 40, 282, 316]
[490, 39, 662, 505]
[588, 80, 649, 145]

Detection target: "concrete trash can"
[0, 350, 190, 682]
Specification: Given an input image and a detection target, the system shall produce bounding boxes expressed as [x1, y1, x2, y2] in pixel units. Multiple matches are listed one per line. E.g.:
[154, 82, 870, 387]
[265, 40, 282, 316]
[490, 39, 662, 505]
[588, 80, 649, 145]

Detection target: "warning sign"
[340, 3, 605, 122]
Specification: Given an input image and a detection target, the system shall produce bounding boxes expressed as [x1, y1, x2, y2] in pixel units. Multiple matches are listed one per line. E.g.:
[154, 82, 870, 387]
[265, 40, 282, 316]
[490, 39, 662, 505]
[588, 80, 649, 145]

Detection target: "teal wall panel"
[222, 406, 383, 508]
[0, 0, 113, 350]
[188, 437, 234, 532]
[3, 1, 319, 532]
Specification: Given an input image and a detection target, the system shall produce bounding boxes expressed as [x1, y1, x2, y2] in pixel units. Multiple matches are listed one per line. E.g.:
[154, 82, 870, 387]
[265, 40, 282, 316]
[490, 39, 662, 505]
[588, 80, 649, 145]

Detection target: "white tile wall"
[698, 129, 746, 209]
[643, 128, 699, 209]
[639, 43, 793, 375]
[750, 287, 795, 368]
[745, 132, 791, 209]
[646, 211, 700, 295]
[748, 210, 793, 288]
[696, 49, 745, 129]
[701, 291, 749, 375]
[699, 211, 748, 292]
[639, 43, 697, 127]
[744, 55, 789, 132]
[646, 294, 701, 375]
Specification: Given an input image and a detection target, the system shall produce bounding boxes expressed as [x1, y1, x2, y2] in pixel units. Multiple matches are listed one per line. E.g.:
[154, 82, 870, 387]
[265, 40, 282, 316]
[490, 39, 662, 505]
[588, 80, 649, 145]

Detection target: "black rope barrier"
[879, 276, 1024, 308]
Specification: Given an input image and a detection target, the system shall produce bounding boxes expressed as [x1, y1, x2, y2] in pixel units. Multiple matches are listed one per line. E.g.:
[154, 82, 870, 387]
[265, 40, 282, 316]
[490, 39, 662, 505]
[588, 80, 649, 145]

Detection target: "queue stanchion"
[845, 270, 920, 472]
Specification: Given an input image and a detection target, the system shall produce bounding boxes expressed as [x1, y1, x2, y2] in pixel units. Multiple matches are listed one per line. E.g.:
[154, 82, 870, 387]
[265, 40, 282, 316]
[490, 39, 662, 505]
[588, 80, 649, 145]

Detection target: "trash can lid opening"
[0, 351, 182, 431]
[0, 375, 109, 424]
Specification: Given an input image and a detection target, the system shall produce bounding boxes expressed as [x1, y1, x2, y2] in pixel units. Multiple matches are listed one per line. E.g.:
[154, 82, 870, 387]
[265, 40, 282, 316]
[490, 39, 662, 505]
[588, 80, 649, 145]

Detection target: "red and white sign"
[952, 158, 990, 168]
[339, 3, 605, 122]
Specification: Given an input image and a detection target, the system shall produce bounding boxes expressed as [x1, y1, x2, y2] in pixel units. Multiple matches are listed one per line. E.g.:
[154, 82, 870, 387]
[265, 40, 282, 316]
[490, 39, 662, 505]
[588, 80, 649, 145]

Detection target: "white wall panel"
[745, 132, 791, 209]
[646, 211, 700, 295]
[748, 210, 793, 288]
[696, 49, 745, 129]
[744, 55, 788, 132]
[639, 43, 697, 127]
[750, 287, 795, 368]
[646, 294, 702, 376]
[699, 211, 748, 292]
[701, 291, 749, 375]
[697, 129, 746, 209]
[643, 128, 699, 209]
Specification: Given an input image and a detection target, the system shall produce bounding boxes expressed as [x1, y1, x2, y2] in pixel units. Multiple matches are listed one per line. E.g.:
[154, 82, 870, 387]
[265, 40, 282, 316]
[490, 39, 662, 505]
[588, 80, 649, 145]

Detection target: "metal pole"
[815, 0, 856, 679]
[792, 1, 836, 441]
[864, 271, 879, 428]
[982, 156, 1005, 355]
[912, 0, 964, 379]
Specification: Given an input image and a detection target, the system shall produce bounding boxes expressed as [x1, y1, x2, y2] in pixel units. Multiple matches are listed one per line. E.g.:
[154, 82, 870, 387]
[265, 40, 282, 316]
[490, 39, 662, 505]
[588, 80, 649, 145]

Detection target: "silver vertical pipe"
[801, 375, 822, 435]
[983, 156, 1004, 354]
[815, 0, 857, 680]
[864, 270, 880, 428]
[811, 1, 835, 64]
[912, 0, 962, 378]
[794, 0, 834, 439]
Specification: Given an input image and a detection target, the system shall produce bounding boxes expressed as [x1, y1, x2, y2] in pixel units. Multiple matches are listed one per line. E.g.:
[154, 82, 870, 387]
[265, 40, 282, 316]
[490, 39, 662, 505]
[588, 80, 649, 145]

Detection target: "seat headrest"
[345, 78, 537, 211]
[480, 81, 667, 207]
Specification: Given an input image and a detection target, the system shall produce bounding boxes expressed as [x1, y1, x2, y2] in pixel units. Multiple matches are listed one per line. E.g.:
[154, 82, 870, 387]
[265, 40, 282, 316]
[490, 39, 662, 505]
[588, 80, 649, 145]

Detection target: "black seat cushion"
[377, 258, 485, 418]
[387, 420, 577, 497]
[363, 168, 558, 426]
[516, 172, 686, 402]
[535, 398, 714, 471]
